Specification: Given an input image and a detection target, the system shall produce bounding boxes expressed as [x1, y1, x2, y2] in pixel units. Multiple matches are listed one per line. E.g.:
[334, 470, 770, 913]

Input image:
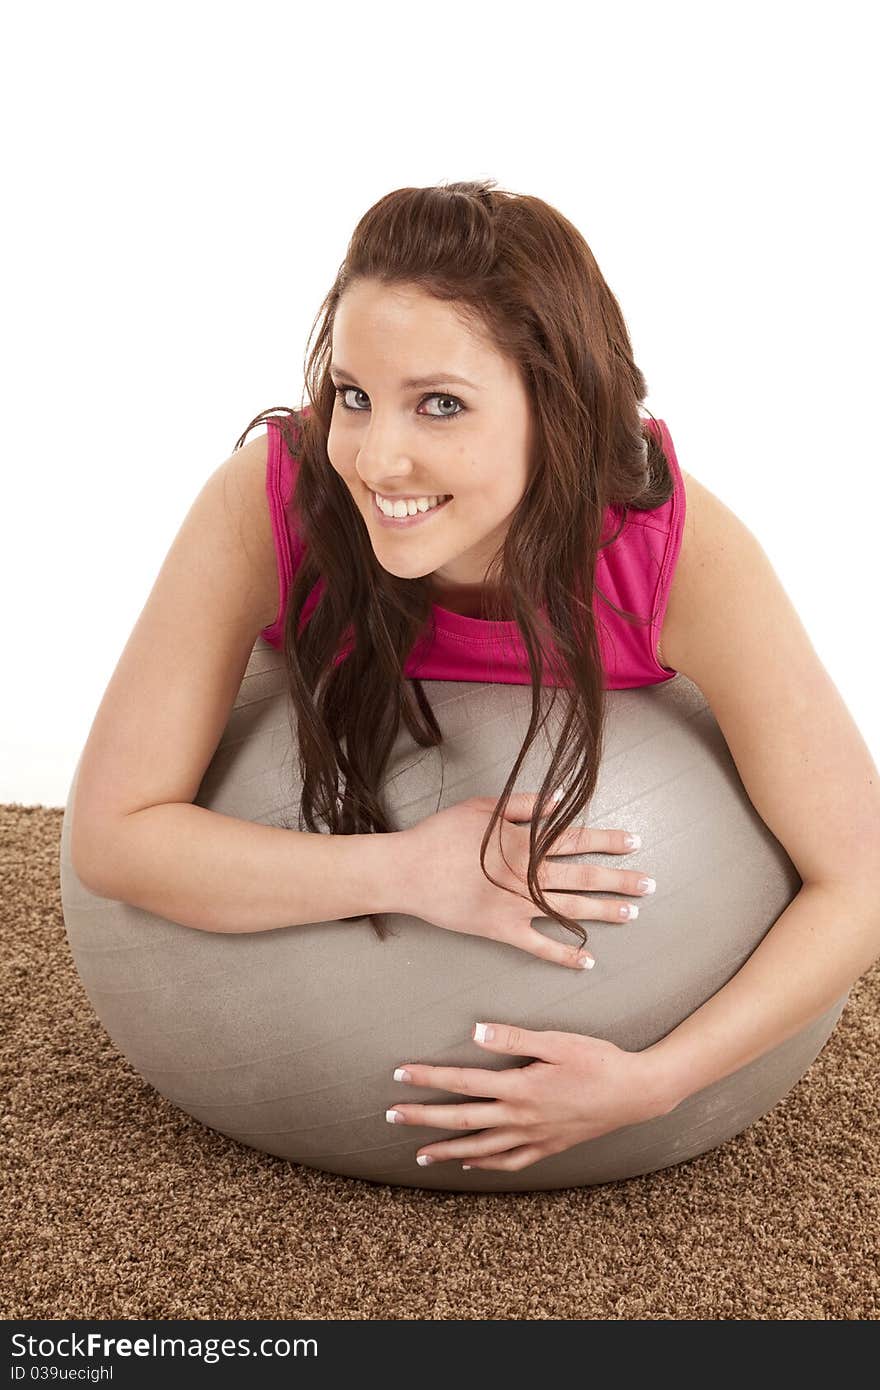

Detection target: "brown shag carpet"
[2, 803, 878, 1321]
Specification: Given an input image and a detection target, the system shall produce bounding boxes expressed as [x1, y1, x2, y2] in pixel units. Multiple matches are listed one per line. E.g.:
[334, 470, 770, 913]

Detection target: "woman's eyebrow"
[329, 364, 480, 390]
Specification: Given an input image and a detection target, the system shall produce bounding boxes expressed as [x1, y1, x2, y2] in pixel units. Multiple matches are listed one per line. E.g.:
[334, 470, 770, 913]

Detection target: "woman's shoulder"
[223, 429, 278, 633]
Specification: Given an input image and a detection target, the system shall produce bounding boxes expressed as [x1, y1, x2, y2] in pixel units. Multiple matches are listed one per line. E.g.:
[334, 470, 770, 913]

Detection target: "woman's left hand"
[385, 1022, 676, 1172]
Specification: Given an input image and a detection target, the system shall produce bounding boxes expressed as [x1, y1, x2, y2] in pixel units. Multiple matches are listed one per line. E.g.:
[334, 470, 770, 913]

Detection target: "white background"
[1, 0, 877, 806]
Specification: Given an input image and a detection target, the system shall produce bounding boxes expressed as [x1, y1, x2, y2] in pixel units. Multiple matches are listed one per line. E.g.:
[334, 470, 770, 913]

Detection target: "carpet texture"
[2, 803, 878, 1321]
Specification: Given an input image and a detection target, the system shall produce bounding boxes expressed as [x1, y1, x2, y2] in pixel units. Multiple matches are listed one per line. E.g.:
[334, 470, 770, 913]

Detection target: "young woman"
[72, 179, 880, 1174]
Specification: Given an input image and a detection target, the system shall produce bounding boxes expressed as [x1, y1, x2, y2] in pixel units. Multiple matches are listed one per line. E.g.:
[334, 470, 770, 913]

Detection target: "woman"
[72, 178, 880, 1176]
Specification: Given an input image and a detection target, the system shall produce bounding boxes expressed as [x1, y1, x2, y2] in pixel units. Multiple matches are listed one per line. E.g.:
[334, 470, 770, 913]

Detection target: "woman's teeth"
[374, 491, 451, 518]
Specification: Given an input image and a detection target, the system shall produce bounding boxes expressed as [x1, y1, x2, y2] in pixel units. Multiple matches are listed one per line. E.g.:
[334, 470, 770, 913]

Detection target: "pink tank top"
[259, 414, 685, 689]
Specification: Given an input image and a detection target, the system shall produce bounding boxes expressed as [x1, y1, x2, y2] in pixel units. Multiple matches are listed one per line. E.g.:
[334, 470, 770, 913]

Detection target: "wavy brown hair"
[233, 178, 673, 951]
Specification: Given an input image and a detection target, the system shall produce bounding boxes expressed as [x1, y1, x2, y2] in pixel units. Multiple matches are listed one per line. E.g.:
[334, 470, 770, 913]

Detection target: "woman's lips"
[371, 492, 453, 529]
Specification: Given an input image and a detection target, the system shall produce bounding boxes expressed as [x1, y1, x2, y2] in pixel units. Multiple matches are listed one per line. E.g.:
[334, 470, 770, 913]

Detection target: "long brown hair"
[233, 178, 673, 950]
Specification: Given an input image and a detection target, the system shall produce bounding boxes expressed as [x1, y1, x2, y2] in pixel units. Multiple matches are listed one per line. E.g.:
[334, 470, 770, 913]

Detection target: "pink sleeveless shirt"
[259, 414, 685, 689]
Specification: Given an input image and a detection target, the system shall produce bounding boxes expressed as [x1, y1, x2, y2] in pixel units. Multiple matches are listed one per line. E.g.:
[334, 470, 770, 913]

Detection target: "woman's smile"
[370, 490, 454, 530]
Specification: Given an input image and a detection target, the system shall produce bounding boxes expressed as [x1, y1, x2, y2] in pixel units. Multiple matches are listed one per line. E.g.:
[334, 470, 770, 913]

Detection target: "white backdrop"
[1, 0, 877, 806]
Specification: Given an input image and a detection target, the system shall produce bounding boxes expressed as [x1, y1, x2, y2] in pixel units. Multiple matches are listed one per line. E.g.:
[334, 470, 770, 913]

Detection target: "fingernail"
[551, 787, 564, 802]
[577, 953, 596, 969]
[624, 833, 642, 850]
[385, 1109, 404, 1124]
[473, 1022, 494, 1042]
[416, 1155, 434, 1166]
[393, 1068, 411, 1082]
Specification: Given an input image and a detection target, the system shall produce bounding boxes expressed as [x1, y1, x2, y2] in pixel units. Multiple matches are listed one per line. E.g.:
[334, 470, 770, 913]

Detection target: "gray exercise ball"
[60, 639, 847, 1192]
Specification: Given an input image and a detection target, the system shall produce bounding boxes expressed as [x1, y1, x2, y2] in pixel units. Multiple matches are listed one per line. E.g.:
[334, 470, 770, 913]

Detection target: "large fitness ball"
[60, 641, 847, 1191]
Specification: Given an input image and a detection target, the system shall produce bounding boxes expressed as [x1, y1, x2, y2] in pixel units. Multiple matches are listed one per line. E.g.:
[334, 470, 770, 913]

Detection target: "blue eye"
[333, 386, 465, 422]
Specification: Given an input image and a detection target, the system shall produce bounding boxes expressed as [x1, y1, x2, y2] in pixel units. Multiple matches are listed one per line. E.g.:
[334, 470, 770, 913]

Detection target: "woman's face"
[327, 280, 533, 615]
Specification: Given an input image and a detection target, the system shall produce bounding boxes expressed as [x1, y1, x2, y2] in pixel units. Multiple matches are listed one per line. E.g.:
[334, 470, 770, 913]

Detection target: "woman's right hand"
[396, 792, 655, 970]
